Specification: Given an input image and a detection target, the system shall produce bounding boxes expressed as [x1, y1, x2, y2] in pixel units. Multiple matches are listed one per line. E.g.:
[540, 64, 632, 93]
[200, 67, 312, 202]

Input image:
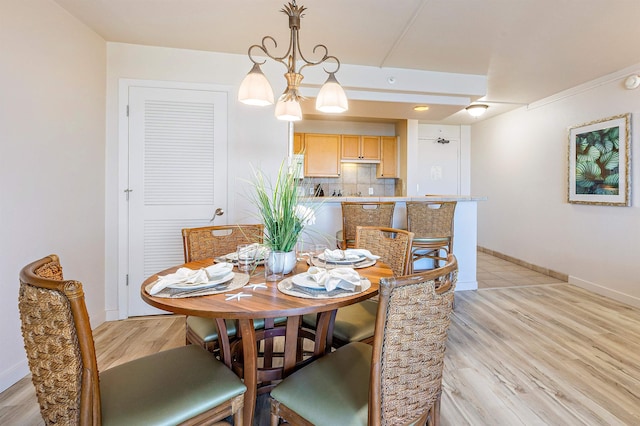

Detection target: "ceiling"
[53, 0, 640, 124]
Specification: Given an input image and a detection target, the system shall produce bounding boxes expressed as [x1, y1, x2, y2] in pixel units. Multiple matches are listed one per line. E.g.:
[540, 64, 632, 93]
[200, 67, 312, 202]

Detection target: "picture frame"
[568, 113, 631, 206]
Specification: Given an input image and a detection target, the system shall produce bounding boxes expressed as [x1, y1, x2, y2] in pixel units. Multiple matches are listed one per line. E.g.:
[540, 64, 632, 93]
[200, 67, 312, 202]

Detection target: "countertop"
[299, 195, 487, 203]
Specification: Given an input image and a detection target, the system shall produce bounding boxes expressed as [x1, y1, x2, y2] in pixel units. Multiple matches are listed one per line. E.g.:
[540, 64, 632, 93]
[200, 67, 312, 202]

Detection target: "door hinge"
[126, 105, 129, 117]
[126, 274, 129, 287]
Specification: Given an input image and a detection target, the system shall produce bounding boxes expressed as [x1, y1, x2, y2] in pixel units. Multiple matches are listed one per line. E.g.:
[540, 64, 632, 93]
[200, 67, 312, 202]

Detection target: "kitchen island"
[300, 195, 485, 291]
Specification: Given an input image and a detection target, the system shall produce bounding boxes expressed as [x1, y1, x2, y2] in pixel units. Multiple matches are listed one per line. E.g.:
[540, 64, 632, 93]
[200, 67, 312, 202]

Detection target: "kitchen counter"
[300, 195, 485, 291]
[302, 195, 487, 202]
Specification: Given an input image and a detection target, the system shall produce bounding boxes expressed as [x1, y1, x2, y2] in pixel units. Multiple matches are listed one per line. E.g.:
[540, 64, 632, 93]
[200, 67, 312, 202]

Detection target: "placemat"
[277, 277, 371, 299]
[146, 273, 250, 298]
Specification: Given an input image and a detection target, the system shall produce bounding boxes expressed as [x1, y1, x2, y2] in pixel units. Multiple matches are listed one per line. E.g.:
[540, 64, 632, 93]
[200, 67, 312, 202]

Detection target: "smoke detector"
[624, 75, 640, 90]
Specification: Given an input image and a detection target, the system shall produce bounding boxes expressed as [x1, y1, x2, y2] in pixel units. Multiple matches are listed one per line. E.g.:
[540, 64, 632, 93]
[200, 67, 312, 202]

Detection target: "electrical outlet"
[368, 187, 374, 195]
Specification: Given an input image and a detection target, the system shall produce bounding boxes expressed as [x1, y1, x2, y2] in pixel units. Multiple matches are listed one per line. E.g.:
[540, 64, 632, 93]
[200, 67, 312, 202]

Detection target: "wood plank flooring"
[2, 253, 639, 425]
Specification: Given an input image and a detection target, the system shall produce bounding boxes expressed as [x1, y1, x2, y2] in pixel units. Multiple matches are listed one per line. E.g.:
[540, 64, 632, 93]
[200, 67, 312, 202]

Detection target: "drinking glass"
[264, 248, 284, 281]
[236, 244, 257, 273]
[312, 244, 328, 267]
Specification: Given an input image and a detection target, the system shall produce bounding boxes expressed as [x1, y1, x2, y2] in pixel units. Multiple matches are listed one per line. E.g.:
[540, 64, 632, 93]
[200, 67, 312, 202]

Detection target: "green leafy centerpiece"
[248, 161, 316, 274]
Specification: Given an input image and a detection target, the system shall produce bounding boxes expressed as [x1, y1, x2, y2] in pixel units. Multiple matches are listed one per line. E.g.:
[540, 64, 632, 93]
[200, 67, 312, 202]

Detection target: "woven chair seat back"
[19, 256, 95, 425]
[406, 201, 456, 239]
[341, 202, 395, 249]
[355, 226, 413, 276]
[374, 255, 458, 424]
[182, 224, 264, 262]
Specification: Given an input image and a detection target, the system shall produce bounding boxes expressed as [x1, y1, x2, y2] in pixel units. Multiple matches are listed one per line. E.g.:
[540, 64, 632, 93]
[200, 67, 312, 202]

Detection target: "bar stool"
[406, 201, 456, 272]
[336, 201, 395, 249]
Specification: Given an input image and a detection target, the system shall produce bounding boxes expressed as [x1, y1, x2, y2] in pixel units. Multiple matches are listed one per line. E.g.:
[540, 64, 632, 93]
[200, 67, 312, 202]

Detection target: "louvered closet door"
[128, 87, 227, 316]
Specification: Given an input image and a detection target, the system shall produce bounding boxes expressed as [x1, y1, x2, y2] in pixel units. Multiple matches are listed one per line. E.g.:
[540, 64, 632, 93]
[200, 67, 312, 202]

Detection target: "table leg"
[283, 316, 301, 377]
[238, 319, 257, 424]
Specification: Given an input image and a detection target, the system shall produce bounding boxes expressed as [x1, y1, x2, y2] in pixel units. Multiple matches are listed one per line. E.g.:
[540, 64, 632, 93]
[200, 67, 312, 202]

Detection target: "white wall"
[471, 69, 640, 307]
[0, 0, 106, 392]
[105, 44, 290, 317]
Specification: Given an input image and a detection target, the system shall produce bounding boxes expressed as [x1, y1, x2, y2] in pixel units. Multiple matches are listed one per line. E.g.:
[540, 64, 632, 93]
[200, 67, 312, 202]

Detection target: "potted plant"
[248, 161, 317, 275]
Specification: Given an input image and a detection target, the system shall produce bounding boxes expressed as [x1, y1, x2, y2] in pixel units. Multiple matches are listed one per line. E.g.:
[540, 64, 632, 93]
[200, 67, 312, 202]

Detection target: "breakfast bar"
[300, 195, 484, 291]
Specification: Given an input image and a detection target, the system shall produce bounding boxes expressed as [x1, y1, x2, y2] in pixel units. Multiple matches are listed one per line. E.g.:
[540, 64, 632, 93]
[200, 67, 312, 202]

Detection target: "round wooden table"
[141, 259, 393, 424]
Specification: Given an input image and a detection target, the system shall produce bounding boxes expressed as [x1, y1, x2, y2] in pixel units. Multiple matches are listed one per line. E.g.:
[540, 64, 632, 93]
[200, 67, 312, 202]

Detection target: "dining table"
[141, 257, 393, 423]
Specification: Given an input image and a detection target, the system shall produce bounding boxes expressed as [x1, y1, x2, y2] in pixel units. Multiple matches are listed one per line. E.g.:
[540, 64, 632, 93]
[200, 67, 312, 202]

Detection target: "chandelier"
[237, 1, 348, 121]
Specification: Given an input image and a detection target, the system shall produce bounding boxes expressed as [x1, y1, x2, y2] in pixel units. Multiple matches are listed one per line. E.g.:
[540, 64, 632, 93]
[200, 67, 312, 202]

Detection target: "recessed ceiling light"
[413, 105, 429, 112]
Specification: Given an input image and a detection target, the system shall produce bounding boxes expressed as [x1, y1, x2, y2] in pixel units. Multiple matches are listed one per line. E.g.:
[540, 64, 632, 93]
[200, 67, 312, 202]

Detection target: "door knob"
[209, 208, 224, 222]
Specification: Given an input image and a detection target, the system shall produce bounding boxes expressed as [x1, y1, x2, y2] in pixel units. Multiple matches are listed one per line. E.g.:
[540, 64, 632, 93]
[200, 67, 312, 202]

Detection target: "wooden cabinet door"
[342, 135, 380, 161]
[341, 135, 361, 160]
[304, 134, 341, 177]
[293, 133, 304, 154]
[361, 136, 381, 160]
[377, 136, 398, 178]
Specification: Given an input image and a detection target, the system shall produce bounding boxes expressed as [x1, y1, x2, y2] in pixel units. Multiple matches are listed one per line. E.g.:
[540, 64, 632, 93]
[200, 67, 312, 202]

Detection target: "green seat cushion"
[271, 342, 371, 426]
[187, 316, 288, 343]
[187, 316, 237, 342]
[100, 345, 245, 426]
[412, 237, 449, 244]
[302, 299, 378, 343]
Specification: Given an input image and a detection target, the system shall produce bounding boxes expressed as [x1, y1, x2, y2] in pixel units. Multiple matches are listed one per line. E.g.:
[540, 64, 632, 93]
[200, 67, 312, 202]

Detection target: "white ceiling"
[53, 0, 640, 124]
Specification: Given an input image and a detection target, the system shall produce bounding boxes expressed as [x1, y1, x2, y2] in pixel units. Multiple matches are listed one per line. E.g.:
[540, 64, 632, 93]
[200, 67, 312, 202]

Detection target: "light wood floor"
[2, 253, 639, 425]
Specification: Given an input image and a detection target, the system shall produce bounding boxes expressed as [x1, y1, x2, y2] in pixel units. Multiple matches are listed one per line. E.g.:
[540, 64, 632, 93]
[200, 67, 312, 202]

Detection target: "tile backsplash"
[303, 163, 400, 197]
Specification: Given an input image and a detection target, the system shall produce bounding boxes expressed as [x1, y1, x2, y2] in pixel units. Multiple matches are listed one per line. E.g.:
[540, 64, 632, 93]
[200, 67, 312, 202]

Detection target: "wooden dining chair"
[406, 201, 457, 272]
[271, 255, 458, 426]
[337, 202, 395, 249]
[182, 224, 264, 353]
[303, 226, 413, 348]
[18, 254, 246, 426]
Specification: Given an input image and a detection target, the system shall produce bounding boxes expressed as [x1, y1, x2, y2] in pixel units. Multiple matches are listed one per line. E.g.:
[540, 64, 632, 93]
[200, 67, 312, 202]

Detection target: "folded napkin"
[149, 263, 233, 295]
[323, 248, 380, 261]
[307, 266, 361, 291]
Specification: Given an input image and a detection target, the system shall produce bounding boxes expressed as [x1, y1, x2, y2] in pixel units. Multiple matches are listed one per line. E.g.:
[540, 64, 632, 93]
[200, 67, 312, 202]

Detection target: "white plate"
[291, 272, 326, 289]
[317, 253, 366, 264]
[166, 272, 235, 290]
[224, 251, 267, 263]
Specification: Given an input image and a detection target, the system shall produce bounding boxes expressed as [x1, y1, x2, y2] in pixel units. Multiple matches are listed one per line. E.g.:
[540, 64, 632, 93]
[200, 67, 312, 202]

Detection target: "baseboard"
[105, 309, 121, 322]
[455, 279, 478, 291]
[477, 246, 568, 282]
[570, 276, 640, 309]
[0, 359, 29, 394]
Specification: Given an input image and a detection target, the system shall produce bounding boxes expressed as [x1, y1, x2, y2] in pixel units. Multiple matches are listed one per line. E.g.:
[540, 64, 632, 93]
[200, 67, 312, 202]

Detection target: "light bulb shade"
[238, 63, 275, 106]
[465, 104, 489, 117]
[316, 73, 348, 113]
[275, 96, 302, 121]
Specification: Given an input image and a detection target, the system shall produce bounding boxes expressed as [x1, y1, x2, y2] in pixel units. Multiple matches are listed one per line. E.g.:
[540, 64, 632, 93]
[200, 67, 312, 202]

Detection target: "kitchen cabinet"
[376, 136, 398, 178]
[341, 135, 380, 161]
[303, 133, 341, 177]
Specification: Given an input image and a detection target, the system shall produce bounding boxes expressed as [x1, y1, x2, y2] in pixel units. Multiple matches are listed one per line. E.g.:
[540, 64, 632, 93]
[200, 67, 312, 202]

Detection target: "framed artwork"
[568, 113, 631, 206]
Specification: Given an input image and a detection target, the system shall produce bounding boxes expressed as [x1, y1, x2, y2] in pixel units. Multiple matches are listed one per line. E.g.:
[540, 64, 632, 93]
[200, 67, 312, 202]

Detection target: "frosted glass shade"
[465, 104, 488, 117]
[238, 64, 275, 106]
[315, 73, 348, 113]
[275, 97, 302, 121]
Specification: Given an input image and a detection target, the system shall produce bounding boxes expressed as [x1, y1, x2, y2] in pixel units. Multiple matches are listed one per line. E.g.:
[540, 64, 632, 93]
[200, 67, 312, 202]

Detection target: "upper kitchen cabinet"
[341, 135, 380, 162]
[303, 133, 341, 177]
[293, 132, 304, 154]
[376, 136, 398, 178]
